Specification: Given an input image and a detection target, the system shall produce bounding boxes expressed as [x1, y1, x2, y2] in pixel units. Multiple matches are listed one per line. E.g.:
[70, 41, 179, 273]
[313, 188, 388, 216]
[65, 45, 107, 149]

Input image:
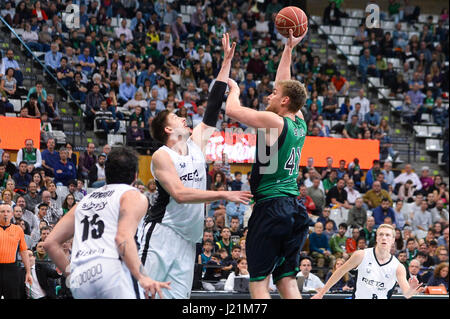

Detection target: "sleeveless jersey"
[353, 247, 401, 299]
[148, 138, 206, 243]
[22, 148, 37, 165]
[71, 184, 138, 266]
[250, 116, 307, 202]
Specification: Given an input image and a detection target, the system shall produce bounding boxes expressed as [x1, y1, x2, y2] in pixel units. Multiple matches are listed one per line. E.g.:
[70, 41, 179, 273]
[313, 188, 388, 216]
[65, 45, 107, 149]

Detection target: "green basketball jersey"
[250, 116, 307, 202]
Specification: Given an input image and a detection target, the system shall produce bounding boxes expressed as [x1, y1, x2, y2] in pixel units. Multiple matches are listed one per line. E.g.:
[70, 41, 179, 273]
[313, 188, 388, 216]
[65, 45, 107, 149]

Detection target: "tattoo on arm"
[117, 240, 126, 258]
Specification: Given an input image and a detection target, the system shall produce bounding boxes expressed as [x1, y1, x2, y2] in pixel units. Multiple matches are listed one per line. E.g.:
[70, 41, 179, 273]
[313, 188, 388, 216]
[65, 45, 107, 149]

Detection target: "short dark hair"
[381, 197, 390, 203]
[406, 238, 416, 244]
[19, 161, 28, 166]
[151, 110, 171, 144]
[105, 147, 138, 185]
[339, 223, 348, 230]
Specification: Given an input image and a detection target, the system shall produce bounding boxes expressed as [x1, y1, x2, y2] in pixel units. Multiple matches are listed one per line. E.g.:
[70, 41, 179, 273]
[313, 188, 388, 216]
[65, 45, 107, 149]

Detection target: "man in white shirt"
[16, 139, 42, 171]
[350, 89, 370, 116]
[345, 179, 361, 205]
[115, 19, 133, 43]
[430, 199, 449, 224]
[296, 257, 324, 293]
[394, 163, 422, 191]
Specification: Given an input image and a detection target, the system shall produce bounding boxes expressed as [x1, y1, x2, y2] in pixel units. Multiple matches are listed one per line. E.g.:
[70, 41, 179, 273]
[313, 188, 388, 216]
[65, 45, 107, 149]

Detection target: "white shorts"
[138, 222, 196, 299]
[69, 258, 142, 299]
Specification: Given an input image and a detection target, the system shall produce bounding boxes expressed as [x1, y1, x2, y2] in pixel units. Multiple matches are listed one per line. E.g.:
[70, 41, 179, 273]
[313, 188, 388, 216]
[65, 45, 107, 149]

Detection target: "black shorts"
[246, 196, 310, 284]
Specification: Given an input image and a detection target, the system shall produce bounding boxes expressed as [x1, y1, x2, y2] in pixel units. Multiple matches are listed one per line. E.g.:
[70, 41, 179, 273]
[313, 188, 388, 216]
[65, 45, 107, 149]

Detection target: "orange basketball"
[275, 6, 308, 38]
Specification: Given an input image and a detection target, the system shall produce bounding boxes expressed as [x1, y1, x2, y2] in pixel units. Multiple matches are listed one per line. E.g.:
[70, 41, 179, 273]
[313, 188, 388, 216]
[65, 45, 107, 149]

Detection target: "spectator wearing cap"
[53, 147, 77, 187]
[88, 153, 107, 188]
[394, 163, 422, 191]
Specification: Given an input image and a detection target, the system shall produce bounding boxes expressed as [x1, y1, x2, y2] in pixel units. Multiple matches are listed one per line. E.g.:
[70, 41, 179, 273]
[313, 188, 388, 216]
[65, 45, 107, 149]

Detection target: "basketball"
[275, 6, 308, 38]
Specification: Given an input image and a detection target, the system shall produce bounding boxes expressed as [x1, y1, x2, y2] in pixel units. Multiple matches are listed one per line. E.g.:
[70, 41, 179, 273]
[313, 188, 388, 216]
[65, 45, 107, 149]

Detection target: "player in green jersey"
[225, 28, 309, 299]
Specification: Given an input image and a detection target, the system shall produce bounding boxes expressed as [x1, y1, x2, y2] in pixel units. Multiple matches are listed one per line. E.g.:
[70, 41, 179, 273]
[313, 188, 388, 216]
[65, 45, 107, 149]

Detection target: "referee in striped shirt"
[0, 204, 32, 299]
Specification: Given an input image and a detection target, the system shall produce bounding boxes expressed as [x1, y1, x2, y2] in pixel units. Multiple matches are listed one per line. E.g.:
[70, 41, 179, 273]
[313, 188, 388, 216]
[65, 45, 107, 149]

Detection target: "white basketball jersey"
[71, 184, 138, 266]
[353, 248, 401, 299]
[148, 138, 206, 243]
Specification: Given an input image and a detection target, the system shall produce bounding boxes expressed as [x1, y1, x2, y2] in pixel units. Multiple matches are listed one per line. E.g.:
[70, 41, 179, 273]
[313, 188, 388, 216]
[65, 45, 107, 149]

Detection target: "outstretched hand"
[408, 277, 425, 294]
[225, 191, 253, 205]
[222, 33, 236, 62]
[286, 27, 309, 50]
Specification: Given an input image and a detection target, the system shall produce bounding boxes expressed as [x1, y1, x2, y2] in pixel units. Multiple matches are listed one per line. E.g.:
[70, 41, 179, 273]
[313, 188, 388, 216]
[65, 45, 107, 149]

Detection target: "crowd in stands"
[0, 0, 449, 297]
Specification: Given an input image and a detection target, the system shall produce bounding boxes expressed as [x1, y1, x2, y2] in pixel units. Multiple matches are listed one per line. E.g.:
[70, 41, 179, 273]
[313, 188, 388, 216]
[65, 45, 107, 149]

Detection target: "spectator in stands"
[326, 178, 351, 209]
[78, 47, 96, 76]
[329, 223, 349, 260]
[296, 257, 324, 292]
[432, 97, 448, 126]
[359, 49, 378, 84]
[23, 181, 41, 213]
[56, 57, 74, 90]
[53, 148, 77, 187]
[343, 114, 362, 139]
[365, 159, 382, 190]
[69, 72, 88, 103]
[330, 71, 349, 95]
[322, 89, 339, 120]
[427, 262, 449, 290]
[310, 221, 336, 278]
[298, 184, 317, 217]
[44, 43, 62, 75]
[126, 119, 145, 147]
[323, 1, 347, 26]
[78, 142, 96, 180]
[16, 139, 41, 172]
[307, 176, 326, 214]
[1, 67, 18, 99]
[363, 181, 393, 210]
[2, 49, 23, 87]
[323, 169, 338, 194]
[13, 161, 31, 193]
[364, 103, 381, 132]
[373, 198, 397, 228]
[1, 152, 17, 177]
[398, 180, 416, 203]
[118, 74, 137, 104]
[347, 197, 367, 229]
[394, 163, 423, 191]
[431, 200, 449, 224]
[88, 153, 106, 188]
[351, 89, 370, 116]
[413, 200, 433, 239]
[85, 83, 105, 130]
[345, 179, 361, 206]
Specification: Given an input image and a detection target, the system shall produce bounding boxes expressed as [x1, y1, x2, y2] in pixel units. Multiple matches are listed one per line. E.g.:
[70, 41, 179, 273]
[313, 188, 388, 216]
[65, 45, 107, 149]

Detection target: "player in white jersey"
[44, 147, 170, 299]
[138, 34, 253, 299]
[312, 224, 424, 299]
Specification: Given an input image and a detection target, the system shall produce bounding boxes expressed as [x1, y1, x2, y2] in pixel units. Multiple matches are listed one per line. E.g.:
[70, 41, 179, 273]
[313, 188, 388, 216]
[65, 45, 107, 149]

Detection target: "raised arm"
[225, 78, 284, 130]
[115, 190, 171, 299]
[152, 149, 252, 204]
[275, 28, 308, 83]
[311, 249, 365, 299]
[192, 33, 236, 150]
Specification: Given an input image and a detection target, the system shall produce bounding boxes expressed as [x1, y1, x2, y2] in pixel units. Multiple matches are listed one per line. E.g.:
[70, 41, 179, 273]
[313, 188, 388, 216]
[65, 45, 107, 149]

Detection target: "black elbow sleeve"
[202, 80, 227, 127]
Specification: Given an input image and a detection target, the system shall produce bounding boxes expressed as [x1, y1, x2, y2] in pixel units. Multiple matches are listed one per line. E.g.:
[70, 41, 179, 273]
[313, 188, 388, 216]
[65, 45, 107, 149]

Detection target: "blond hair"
[277, 80, 307, 113]
[376, 224, 396, 237]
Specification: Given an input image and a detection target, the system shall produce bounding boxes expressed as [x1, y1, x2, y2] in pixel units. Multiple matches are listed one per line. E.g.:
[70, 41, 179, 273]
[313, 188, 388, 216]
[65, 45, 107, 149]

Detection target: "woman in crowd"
[324, 258, 354, 292]
[224, 257, 250, 292]
[426, 262, 449, 290]
[62, 194, 76, 215]
[31, 171, 45, 194]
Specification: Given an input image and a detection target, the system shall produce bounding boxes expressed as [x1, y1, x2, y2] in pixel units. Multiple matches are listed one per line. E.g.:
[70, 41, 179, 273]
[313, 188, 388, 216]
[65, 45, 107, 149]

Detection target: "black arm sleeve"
[202, 80, 228, 127]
